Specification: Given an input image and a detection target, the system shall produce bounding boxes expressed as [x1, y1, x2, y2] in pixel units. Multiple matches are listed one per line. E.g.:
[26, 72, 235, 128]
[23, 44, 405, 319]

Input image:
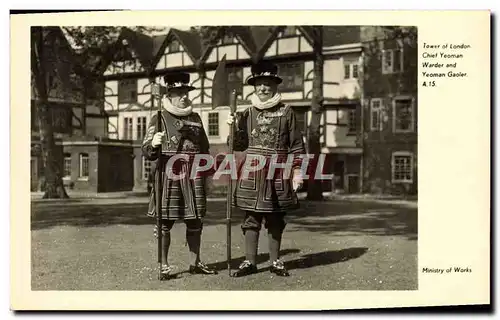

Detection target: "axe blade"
[211, 54, 229, 110]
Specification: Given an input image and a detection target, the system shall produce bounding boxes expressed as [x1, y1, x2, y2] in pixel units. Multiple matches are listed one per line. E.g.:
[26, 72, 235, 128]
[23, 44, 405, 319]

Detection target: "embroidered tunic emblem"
[251, 109, 284, 149]
[173, 119, 184, 129]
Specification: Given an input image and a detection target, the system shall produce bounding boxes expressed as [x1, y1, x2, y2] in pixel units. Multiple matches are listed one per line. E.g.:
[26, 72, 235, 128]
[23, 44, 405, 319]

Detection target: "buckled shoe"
[189, 261, 218, 275]
[231, 260, 258, 277]
[270, 259, 290, 277]
[159, 264, 174, 280]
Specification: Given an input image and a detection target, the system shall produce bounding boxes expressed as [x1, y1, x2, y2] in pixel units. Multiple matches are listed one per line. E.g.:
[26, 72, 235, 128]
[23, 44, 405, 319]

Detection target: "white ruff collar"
[250, 92, 282, 110]
[163, 97, 193, 116]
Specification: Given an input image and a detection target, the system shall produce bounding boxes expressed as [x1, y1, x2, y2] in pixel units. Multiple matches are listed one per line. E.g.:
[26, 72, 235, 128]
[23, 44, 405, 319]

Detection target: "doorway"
[347, 175, 360, 193]
[333, 160, 345, 191]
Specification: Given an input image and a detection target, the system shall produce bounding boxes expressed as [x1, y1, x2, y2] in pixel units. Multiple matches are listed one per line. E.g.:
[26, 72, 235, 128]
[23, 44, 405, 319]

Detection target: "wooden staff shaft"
[227, 90, 237, 274]
[152, 83, 163, 280]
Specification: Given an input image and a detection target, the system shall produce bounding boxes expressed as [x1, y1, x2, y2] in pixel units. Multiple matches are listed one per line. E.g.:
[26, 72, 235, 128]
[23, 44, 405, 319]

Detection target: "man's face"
[168, 88, 191, 108]
[254, 78, 278, 102]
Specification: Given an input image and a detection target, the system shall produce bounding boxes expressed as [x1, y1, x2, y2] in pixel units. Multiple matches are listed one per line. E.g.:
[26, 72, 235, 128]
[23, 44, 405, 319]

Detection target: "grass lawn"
[31, 198, 417, 291]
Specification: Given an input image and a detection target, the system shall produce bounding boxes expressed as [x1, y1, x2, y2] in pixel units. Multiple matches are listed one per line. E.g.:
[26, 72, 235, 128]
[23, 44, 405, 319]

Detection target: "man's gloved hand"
[292, 168, 304, 192]
[227, 114, 237, 125]
[152, 132, 165, 147]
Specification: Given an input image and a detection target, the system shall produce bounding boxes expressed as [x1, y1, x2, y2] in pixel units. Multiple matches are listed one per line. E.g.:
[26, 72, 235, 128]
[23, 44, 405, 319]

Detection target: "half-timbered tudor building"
[83, 25, 417, 195]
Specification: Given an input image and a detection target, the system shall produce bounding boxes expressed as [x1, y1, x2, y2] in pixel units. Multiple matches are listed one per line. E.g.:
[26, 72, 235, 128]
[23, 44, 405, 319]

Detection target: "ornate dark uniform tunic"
[142, 110, 210, 220]
[232, 102, 306, 213]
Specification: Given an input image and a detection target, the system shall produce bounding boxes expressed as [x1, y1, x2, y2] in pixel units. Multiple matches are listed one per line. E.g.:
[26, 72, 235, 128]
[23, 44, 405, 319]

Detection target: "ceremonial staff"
[151, 79, 164, 281]
[225, 90, 237, 275]
[211, 55, 237, 275]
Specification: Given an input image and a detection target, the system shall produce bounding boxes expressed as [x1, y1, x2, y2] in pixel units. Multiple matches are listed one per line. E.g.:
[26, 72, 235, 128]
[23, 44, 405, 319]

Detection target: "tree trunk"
[32, 26, 69, 199]
[306, 27, 324, 201]
[37, 101, 68, 199]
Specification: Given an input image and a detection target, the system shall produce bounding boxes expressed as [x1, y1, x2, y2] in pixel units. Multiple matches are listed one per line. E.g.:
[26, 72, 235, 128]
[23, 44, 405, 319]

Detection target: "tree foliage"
[190, 26, 238, 48]
[63, 26, 163, 74]
[382, 26, 418, 44]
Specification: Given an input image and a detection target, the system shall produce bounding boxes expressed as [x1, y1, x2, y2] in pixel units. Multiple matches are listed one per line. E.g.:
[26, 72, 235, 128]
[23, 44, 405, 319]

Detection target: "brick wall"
[62, 144, 99, 192]
[360, 26, 418, 195]
[363, 142, 418, 195]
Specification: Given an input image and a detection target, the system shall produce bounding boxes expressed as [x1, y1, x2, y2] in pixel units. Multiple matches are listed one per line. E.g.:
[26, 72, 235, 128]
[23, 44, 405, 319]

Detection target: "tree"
[31, 26, 160, 199]
[306, 26, 325, 201]
[31, 27, 72, 199]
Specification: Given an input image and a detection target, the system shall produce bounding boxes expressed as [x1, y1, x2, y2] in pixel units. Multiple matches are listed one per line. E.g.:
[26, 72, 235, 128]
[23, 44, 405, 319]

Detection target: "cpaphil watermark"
[160, 153, 334, 181]
[241, 154, 266, 180]
[212, 153, 238, 180]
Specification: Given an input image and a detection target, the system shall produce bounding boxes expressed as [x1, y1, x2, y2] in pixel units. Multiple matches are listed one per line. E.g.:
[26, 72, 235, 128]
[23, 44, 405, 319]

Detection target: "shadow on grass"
[287, 201, 417, 240]
[175, 248, 302, 276]
[31, 203, 151, 230]
[31, 199, 417, 240]
[284, 247, 368, 271]
[31, 202, 248, 230]
[241, 247, 369, 274]
[173, 247, 367, 277]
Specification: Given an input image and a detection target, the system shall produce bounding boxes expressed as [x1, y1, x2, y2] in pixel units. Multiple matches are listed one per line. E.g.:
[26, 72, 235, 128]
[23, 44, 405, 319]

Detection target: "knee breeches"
[154, 219, 203, 237]
[241, 211, 286, 234]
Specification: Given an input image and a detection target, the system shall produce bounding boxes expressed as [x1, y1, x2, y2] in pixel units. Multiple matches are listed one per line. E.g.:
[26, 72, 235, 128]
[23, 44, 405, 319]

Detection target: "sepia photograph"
[29, 23, 419, 291]
[7, 8, 492, 311]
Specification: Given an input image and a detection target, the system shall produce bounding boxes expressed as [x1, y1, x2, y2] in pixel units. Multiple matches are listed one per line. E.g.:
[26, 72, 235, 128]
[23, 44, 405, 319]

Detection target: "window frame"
[352, 64, 359, 78]
[277, 62, 304, 92]
[168, 39, 180, 53]
[79, 153, 89, 180]
[63, 153, 72, 179]
[382, 48, 404, 74]
[136, 116, 147, 141]
[370, 98, 383, 131]
[391, 151, 414, 184]
[142, 156, 151, 181]
[123, 117, 133, 140]
[118, 78, 138, 104]
[207, 112, 220, 137]
[347, 109, 357, 136]
[392, 96, 415, 133]
[343, 62, 359, 80]
[344, 64, 351, 79]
